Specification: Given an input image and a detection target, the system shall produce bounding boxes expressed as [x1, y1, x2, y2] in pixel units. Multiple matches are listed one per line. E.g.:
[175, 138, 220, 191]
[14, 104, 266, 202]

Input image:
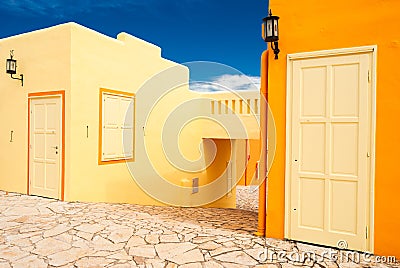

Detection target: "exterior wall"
[267, 0, 400, 257]
[200, 91, 260, 140]
[245, 139, 261, 185]
[198, 91, 261, 186]
[0, 24, 71, 195]
[68, 23, 242, 208]
[0, 22, 261, 209]
[236, 139, 261, 186]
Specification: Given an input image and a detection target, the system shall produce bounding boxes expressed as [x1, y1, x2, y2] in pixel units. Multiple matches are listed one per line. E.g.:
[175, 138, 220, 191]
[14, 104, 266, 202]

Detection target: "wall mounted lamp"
[262, 10, 280, 59]
[6, 50, 23, 86]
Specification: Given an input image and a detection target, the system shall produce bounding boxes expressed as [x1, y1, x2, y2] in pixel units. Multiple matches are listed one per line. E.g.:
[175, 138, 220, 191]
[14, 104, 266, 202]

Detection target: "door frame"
[284, 46, 377, 252]
[28, 90, 65, 201]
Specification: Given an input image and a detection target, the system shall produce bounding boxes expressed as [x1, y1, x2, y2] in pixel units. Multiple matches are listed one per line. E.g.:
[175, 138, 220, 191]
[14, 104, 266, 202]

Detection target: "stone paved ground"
[0, 191, 399, 268]
[236, 186, 259, 213]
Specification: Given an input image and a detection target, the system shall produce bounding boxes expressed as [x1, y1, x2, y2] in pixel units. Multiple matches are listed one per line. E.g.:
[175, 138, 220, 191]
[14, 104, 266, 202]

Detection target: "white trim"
[102, 91, 136, 99]
[284, 45, 377, 253]
[284, 54, 293, 239]
[368, 46, 377, 253]
[28, 94, 63, 99]
[287, 45, 376, 60]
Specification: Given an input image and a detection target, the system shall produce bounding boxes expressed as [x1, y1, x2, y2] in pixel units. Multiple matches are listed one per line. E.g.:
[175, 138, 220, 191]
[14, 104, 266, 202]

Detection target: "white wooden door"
[288, 53, 372, 251]
[29, 96, 62, 199]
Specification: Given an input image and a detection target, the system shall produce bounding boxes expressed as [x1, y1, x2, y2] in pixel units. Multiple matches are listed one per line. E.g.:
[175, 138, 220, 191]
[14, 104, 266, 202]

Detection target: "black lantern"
[262, 10, 280, 59]
[6, 57, 17, 75]
[6, 50, 23, 86]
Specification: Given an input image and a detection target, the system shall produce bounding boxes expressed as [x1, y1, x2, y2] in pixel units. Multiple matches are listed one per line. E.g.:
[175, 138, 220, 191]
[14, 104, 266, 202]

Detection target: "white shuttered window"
[101, 91, 134, 162]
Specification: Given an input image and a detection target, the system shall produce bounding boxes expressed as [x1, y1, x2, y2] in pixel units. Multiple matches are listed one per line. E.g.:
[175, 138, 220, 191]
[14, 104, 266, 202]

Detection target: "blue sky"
[0, 0, 268, 90]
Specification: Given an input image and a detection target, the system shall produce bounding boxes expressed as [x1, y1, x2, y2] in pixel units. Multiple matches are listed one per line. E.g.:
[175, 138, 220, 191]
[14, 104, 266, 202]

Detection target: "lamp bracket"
[271, 41, 280, 60]
[10, 74, 23, 86]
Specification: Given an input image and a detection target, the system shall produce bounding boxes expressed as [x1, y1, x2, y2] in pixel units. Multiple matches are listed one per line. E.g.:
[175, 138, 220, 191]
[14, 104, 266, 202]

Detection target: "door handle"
[52, 146, 58, 150]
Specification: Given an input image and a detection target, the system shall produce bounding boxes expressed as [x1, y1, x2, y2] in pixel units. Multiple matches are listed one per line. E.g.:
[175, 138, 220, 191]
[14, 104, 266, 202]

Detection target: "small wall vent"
[192, 177, 199, 194]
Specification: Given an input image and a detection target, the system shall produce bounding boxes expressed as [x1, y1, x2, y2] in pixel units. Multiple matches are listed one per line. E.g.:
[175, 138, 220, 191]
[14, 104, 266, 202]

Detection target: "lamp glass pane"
[262, 22, 266, 40]
[6, 60, 16, 72]
[273, 19, 279, 38]
[266, 20, 273, 37]
[6, 59, 17, 74]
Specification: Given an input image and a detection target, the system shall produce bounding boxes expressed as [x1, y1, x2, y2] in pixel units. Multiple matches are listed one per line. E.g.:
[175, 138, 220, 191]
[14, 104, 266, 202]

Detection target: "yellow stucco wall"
[0, 24, 72, 195]
[67, 23, 240, 207]
[200, 91, 261, 140]
[267, 0, 400, 257]
[0, 22, 261, 209]
[197, 91, 262, 186]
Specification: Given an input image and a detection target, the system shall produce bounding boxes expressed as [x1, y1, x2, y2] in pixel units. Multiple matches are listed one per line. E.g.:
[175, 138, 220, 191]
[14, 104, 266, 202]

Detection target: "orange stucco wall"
[266, 0, 400, 257]
[238, 139, 261, 186]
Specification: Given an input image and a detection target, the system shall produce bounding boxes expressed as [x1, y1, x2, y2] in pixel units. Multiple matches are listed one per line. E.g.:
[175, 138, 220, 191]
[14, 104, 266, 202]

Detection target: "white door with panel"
[29, 96, 62, 199]
[287, 53, 372, 251]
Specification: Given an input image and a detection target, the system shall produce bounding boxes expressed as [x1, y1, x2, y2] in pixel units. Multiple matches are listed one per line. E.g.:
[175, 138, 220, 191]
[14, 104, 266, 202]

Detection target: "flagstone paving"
[236, 186, 258, 213]
[0, 190, 398, 268]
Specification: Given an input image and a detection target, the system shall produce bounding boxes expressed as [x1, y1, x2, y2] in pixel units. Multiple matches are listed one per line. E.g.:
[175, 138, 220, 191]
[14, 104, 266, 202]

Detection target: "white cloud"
[190, 74, 260, 92]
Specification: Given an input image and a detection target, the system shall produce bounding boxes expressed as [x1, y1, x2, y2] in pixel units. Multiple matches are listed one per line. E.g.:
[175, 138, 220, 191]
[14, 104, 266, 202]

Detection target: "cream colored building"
[0, 22, 260, 208]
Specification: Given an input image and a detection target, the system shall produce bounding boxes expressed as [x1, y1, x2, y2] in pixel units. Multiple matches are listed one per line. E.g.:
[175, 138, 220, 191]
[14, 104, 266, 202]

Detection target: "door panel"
[332, 64, 360, 117]
[288, 54, 371, 251]
[301, 66, 327, 117]
[300, 123, 325, 173]
[299, 177, 325, 230]
[331, 123, 358, 175]
[29, 96, 62, 199]
[330, 180, 358, 234]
